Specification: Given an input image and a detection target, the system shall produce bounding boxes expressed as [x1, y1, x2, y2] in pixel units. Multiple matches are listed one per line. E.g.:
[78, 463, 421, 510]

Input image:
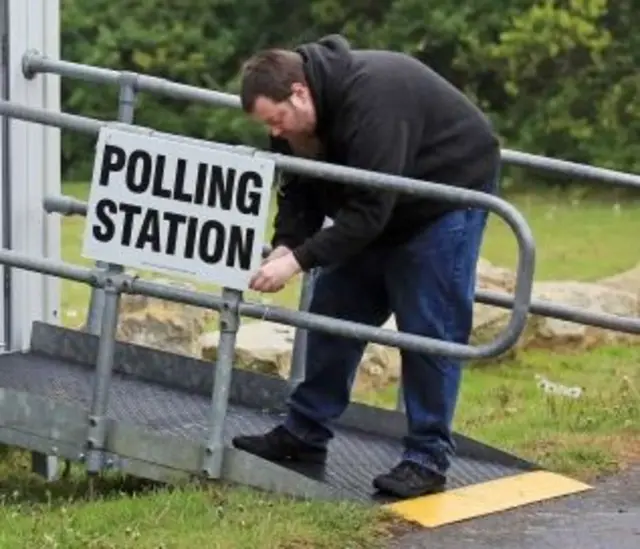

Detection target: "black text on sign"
[82, 129, 274, 291]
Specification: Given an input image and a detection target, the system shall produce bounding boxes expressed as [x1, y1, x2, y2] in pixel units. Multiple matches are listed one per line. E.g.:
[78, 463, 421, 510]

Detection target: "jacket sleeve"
[292, 107, 412, 271]
[268, 136, 325, 250]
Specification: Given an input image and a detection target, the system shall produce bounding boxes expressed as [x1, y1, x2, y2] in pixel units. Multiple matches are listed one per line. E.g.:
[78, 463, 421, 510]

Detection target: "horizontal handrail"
[500, 149, 640, 190]
[22, 50, 240, 109]
[0, 246, 506, 360]
[259, 242, 640, 336]
[23, 50, 640, 189]
[43, 194, 87, 216]
[45, 194, 638, 336]
[478, 289, 640, 335]
[0, 99, 537, 359]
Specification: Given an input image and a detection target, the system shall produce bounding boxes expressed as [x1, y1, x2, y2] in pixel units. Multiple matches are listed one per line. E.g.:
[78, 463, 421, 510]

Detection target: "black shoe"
[373, 460, 446, 498]
[232, 425, 327, 464]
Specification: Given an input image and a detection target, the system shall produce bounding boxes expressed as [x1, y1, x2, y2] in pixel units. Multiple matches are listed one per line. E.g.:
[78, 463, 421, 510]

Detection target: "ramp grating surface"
[0, 352, 530, 501]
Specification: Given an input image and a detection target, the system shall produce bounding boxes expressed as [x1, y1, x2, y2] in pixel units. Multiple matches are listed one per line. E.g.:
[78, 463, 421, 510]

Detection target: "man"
[232, 34, 500, 499]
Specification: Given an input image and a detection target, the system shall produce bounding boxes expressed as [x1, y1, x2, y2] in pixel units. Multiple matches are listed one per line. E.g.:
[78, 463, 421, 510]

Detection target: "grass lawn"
[1, 182, 637, 547]
[0, 449, 395, 548]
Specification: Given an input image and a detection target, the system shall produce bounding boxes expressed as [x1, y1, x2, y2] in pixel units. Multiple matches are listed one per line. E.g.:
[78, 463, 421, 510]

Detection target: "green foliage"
[60, 0, 640, 188]
[475, 0, 640, 172]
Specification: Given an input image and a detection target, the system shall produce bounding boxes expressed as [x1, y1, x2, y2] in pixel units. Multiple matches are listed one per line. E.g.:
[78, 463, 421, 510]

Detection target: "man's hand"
[262, 245, 291, 264]
[250, 251, 302, 293]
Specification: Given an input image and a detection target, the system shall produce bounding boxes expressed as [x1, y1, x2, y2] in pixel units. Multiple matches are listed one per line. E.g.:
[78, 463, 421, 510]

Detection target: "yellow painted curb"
[384, 470, 592, 528]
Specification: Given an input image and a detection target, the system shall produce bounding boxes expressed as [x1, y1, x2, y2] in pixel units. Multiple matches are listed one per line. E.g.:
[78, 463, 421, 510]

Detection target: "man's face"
[251, 83, 317, 144]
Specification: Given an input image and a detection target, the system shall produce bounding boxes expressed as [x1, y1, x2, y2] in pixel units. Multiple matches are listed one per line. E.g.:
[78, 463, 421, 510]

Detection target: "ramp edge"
[221, 447, 356, 502]
[0, 386, 362, 501]
[384, 470, 593, 528]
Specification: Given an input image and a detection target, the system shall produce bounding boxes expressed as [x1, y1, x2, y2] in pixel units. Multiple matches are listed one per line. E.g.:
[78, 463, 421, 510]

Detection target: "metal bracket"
[84, 422, 130, 476]
[218, 288, 241, 333]
[117, 71, 139, 92]
[85, 414, 109, 473]
[86, 413, 108, 450]
[21, 48, 41, 80]
[88, 269, 135, 292]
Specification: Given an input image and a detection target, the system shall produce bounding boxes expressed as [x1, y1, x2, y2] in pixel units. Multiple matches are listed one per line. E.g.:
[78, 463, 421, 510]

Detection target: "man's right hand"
[263, 245, 292, 264]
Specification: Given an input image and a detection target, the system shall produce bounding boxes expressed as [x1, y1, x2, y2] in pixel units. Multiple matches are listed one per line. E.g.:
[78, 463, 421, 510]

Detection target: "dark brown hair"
[240, 49, 306, 112]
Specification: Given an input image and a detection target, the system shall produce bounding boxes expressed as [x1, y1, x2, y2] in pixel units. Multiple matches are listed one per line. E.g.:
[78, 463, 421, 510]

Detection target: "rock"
[527, 281, 640, 349]
[470, 258, 518, 352]
[115, 257, 640, 390]
[470, 303, 513, 346]
[476, 257, 517, 292]
[472, 279, 640, 352]
[117, 278, 214, 357]
[355, 317, 401, 391]
[598, 262, 640, 297]
[109, 258, 513, 385]
[201, 321, 294, 377]
[199, 316, 401, 391]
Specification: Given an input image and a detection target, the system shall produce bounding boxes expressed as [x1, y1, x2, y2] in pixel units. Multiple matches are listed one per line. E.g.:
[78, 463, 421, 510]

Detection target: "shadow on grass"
[0, 446, 171, 508]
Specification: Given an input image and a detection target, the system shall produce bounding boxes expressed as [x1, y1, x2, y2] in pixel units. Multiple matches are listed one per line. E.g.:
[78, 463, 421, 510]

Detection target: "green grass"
[2, 182, 637, 547]
[0, 450, 396, 548]
[481, 185, 640, 281]
[358, 343, 640, 481]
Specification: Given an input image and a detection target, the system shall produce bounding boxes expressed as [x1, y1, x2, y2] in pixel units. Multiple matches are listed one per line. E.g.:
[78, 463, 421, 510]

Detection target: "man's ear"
[290, 82, 312, 106]
[290, 82, 306, 96]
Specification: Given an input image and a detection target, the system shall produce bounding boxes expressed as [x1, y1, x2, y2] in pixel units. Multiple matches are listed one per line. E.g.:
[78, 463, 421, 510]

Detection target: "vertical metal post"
[0, 0, 11, 353]
[84, 74, 137, 334]
[396, 385, 405, 412]
[286, 218, 331, 390]
[202, 288, 241, 479]
[85, 282, 121, 475]
[287, 269, 316, 389]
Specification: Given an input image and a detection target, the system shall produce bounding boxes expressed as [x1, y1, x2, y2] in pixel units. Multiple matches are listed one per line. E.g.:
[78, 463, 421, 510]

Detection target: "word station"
[82, 128, 275, 290]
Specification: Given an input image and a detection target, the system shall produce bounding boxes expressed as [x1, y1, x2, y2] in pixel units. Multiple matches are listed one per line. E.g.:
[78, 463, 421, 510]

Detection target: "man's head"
[240, 49, 317, 143]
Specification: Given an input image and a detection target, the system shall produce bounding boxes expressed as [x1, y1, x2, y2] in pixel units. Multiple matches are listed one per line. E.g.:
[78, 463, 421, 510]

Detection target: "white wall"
[5, 0, 60, 350]
[0, 0, 7, 350]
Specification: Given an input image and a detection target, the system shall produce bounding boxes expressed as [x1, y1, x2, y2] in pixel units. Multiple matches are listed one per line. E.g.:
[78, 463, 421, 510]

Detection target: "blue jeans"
[283, 180, 495, 476]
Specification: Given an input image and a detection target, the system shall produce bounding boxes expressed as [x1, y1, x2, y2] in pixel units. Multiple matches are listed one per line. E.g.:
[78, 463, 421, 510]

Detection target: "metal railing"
[0, 99, 537, 359]
[42, 192, 640, 336]
[23, 50, 640, 191]
[20, 50, 640, 402]
[0, 94, 539, 477]
[23, 49, 316, 387]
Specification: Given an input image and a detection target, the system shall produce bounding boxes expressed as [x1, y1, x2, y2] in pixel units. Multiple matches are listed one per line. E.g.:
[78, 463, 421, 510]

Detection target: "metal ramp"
[0, 320, 590, 528]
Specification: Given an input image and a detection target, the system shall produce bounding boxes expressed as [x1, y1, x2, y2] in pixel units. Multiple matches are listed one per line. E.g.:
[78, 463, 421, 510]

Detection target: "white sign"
[82, 127, 275, 291]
